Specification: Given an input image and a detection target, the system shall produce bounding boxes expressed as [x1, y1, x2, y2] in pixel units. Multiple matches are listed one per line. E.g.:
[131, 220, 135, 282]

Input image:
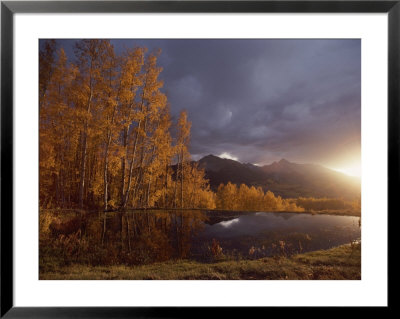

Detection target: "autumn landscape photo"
[39, 39, 361, 280]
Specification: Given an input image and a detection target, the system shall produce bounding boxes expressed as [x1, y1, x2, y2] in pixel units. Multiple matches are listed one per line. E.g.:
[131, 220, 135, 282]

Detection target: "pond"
[43, 210, 361, 265]
[192, 211, 360, 260]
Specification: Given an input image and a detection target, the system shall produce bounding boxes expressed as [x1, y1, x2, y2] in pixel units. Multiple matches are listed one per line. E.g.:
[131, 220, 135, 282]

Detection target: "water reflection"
[92, 210, 207, 264]
[219, 218, 240, 228]
[45, 210, 361, 265]
[194, 212, 361, 259]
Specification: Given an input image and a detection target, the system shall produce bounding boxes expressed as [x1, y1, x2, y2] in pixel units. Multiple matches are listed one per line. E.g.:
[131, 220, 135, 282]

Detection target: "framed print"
[1, 0, 395, 316]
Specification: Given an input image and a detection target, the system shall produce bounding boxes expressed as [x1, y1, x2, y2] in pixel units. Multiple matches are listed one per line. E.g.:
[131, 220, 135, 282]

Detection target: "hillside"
[197, 155, 360, 199]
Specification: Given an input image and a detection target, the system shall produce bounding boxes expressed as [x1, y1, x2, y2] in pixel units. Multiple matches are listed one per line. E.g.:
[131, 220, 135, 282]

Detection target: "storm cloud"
[59, 39, 361, 168]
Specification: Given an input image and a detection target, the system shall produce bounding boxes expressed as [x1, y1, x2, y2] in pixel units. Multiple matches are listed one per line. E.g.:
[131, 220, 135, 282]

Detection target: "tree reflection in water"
[95, 210, 207, 264]
[41, 210, 360, 267]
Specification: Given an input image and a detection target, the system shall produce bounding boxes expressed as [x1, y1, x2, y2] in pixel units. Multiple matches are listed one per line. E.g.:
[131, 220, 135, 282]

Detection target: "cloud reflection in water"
[219, 218, 240, 228]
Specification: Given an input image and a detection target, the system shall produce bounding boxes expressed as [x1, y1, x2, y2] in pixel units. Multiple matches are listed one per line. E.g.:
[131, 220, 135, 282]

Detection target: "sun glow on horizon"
[330, 162, 361, 178]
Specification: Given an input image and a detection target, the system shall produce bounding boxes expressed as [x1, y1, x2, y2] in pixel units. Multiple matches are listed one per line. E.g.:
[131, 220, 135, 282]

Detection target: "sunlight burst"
[331, 162, 361, 178]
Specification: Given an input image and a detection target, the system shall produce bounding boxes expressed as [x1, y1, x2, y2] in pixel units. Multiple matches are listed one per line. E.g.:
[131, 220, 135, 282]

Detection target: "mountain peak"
[200, 154, 241, 164]
[202, 154, 218, 160]
[198, 154, 228, 172]
[278, 158, 290, 164]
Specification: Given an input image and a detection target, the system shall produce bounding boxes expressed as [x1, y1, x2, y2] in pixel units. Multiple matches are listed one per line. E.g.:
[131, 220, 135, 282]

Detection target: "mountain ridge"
[197, 154, 360, 199]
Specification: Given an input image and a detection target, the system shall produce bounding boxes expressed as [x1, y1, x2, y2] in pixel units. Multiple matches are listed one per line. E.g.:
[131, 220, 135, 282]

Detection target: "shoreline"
[40, 207, 361, 218]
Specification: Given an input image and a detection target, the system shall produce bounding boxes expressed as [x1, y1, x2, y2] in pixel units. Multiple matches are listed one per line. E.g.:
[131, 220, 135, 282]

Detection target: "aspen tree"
[118, 47, 145, 207]
[39, 40, 57, 110]
[74, 40, 109, 209]
[98, 41, 118, 211]
[176, 110, 191, 208]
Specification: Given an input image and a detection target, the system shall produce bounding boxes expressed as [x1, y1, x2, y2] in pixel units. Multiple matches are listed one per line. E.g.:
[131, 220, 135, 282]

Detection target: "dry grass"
[40, 243, 360, 280]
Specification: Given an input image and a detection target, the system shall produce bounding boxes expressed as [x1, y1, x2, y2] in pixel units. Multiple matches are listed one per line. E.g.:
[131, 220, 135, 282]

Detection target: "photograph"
[39, 38, 361, 280]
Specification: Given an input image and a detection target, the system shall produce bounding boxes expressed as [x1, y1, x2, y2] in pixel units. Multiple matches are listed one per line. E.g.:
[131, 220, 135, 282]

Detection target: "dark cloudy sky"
[56, 39, 361, 171]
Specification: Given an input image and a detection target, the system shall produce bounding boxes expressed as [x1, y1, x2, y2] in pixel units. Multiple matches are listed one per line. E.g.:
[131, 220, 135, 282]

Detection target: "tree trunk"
[146, 175, 152, 208]
[165, 164, 168, 207]
[103, 133, 111, 211]
[120, 127, 128, 205]
[78, 128, 88, 209]
[122, 126, 140, 208]
[180, 148, 184, 209]
[78, 68, 93, 209]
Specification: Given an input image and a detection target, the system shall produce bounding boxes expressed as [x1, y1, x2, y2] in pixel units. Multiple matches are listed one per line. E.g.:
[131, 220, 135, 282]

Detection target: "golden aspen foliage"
[39, 40, 215, 211]
[216, 183, 304, 212]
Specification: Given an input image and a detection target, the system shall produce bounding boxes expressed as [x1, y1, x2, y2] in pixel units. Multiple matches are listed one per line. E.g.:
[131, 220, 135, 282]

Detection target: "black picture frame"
[1, 0, 395, 317]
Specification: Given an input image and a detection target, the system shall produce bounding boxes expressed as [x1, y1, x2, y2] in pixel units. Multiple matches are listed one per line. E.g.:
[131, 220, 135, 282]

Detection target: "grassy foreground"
[40, 243, 360, 280]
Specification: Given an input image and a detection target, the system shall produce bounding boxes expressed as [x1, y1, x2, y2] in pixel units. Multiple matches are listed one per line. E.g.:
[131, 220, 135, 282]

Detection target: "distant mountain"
[197, 154, 360, 199]
[197, 155, 263, 186]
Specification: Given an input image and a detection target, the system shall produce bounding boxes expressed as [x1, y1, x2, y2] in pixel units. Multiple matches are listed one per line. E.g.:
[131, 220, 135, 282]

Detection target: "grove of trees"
[39, 40, 215, 210]
[295, 196, 361, 213]
[215, 182, 304, 212]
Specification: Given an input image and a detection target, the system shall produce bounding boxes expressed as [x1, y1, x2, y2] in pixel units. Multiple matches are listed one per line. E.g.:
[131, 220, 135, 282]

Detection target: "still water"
[48, 210, 361, 265]
[193, 212, 360, 259]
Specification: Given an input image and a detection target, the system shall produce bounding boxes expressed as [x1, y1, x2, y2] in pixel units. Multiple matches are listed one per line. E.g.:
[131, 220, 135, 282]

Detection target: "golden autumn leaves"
[216, 182, 304, 211]
[39, 39, 215, 210]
